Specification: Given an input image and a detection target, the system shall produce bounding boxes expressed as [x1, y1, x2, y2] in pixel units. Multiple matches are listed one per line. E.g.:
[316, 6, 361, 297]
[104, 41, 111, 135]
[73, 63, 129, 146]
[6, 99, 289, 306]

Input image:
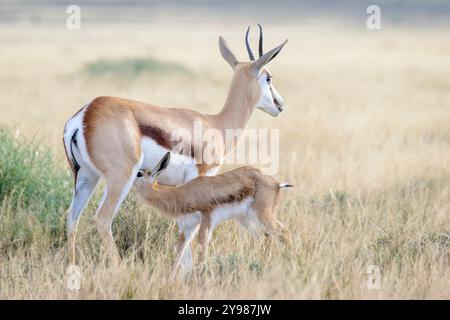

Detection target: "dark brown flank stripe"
[138, 124, 172, 150]
[139, 124, 198, 158]
[211, 186, 253, 210]
[182, 186, 254, 213]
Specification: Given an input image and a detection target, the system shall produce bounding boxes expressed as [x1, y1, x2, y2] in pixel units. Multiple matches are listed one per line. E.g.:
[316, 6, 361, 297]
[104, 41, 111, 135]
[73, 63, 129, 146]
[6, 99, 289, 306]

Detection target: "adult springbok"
[63, 25, 288, 265]
[134, 152, 293, 276]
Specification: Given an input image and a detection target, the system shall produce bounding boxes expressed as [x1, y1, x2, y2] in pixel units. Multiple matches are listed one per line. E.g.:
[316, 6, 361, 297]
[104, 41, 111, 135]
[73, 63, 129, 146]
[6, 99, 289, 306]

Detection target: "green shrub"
[83, 57, 191, 77]
[0, 126, 72, 229]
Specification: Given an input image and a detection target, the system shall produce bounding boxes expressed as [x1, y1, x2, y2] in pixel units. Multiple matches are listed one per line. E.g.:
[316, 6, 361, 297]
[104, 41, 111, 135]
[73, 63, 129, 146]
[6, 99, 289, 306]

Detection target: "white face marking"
[135, 169, 154, 185]
[255, 68, 284, 117]
[140, 137, 198, 185]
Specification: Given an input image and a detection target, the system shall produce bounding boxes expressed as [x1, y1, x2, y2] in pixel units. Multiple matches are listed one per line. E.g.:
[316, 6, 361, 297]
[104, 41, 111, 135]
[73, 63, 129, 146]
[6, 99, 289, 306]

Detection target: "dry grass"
[0, 17, 449, 299]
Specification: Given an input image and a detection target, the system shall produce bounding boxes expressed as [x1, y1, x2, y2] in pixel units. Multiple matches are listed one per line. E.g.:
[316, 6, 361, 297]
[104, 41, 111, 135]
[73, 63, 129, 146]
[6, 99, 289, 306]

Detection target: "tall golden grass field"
[0, 6, 449, 299]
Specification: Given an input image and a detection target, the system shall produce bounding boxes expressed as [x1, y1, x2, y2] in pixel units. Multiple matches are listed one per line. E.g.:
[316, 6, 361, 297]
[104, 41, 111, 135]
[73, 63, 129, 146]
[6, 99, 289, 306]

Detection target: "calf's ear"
[151, 152, 171, 177]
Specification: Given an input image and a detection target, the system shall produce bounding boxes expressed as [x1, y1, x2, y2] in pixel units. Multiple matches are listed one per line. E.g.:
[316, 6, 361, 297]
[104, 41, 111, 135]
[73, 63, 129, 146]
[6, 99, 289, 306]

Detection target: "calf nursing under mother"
[63, 25, 288, 267]
[134, 152, 293, 275]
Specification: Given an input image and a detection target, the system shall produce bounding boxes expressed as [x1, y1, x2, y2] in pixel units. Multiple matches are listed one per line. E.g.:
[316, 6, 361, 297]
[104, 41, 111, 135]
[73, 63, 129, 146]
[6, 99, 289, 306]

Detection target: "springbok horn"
[258, 23, 263, 57]
[245, 26, 255, 61]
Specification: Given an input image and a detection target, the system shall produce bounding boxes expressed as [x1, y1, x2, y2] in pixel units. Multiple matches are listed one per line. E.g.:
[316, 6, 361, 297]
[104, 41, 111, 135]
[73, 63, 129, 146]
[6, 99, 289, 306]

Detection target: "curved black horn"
[245, 26, 255, 61]
[258, 23, 263, 57]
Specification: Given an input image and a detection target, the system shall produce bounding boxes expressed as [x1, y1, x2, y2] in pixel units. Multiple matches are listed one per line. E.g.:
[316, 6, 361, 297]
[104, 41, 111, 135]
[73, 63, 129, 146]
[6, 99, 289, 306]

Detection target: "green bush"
[0, 126, 72, 229]
[83, 57, 191, 77]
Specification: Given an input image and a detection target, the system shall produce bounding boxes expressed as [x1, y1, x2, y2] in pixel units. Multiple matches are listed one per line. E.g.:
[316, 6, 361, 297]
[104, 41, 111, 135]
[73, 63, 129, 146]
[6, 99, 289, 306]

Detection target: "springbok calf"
[133, 152, 293, 275]
[63, 25, 288, 265]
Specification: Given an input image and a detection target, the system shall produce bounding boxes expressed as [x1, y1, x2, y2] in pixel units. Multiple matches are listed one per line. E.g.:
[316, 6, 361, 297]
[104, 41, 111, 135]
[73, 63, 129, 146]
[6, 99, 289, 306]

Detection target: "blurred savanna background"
[0, 0, 449, 299]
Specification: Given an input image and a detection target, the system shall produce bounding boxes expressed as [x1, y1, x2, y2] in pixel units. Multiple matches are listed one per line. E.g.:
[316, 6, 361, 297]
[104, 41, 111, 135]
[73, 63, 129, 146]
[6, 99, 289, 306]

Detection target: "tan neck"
[137, 184, 183, 215]
[136, 184, 188, 217]
[211, 67, 259, 135]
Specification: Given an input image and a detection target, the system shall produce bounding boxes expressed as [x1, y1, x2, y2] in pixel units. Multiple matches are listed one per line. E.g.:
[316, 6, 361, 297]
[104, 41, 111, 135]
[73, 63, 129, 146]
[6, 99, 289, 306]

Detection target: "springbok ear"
[151, 152, 171, 177]
[252, 39, 288, 72]
[219, 36, 238, 69]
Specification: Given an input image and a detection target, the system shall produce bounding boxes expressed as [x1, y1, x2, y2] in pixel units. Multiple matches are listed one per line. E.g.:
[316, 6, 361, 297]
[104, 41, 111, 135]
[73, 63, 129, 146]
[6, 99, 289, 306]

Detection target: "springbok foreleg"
[171, 214, 201, 279]
[197, 214, 212, 263]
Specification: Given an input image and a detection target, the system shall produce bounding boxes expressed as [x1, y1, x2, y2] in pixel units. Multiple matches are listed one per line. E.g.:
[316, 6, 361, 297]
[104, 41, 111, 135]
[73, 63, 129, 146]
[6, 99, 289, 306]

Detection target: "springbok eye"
[137, 171, 143, 178]
[266, 75, 272, 84]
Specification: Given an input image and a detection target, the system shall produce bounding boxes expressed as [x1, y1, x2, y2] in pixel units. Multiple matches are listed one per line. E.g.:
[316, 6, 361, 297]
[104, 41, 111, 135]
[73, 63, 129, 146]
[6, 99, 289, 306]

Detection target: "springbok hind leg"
[251, 189, 278, 238]
[270, 193, 292, 246]
[94, 161, 142, 264]
[67, 167, 100, 265]
[251, 188, 292, 249]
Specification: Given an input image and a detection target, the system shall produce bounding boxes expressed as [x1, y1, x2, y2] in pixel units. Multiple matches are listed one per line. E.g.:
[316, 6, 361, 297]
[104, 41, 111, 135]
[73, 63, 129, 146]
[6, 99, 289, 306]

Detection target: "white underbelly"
[140, 137, 199, 185]
[210, 197, 254, 229]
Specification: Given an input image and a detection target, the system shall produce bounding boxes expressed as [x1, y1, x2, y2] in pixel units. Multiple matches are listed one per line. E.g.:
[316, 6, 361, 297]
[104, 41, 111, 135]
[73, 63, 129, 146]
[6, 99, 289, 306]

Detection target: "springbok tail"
[69, 129, 81, 174]
[279, 183, 294, 189]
